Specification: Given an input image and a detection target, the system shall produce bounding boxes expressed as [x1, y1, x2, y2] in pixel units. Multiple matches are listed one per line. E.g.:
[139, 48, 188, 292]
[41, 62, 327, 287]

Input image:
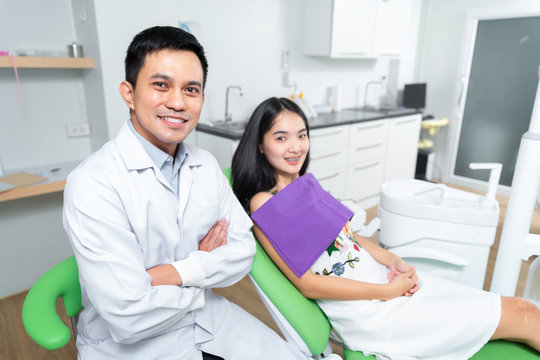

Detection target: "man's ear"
[119, 81, 135, 111]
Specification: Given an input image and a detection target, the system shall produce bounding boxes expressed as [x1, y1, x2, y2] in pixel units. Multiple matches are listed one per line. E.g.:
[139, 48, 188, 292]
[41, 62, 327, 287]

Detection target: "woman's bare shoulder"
[250, 191, 274, 213]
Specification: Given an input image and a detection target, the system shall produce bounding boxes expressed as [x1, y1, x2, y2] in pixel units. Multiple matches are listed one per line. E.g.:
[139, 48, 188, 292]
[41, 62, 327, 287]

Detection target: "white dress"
[310, 222, 501, 360]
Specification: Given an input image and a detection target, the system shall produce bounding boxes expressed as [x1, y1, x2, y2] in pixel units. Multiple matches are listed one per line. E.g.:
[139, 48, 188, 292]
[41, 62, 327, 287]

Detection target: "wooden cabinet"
[303, 0, 412, 59]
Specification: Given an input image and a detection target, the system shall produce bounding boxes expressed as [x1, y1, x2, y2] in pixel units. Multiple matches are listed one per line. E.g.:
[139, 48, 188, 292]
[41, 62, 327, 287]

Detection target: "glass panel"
[455, 17, 540, 186]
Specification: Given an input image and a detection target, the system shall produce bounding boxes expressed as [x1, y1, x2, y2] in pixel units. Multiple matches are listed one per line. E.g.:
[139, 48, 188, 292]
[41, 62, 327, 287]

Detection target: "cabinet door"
[330, 0, 377, 58]
[195, 132, 238, 169]
[313, 168, 347, 199]
[373, 0, 413, 57]
[310, 125, 349, 151]
[346, 159, 385, 201]
[384, 115, 421, 182]
[348, 120, 388, 163]
[309, 148, 348, 175]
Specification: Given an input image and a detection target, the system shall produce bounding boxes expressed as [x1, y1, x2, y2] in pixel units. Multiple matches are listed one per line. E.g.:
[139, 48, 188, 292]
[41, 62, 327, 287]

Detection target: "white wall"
[0, 0, 423, 171]
[0, 0, 92, 171]
[178, 0, 423, 125]
[92, 0, 179, 138]
[418, 0, 540, 183]
[0, 0, 422, 298]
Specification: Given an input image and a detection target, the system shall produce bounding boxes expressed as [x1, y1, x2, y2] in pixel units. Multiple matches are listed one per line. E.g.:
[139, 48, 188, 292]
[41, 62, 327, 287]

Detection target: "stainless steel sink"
[209, 120, 248, 133]
[346, 107, 412, 117]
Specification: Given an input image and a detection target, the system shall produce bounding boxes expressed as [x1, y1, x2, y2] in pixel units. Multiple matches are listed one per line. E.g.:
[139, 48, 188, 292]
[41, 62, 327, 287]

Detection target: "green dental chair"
[22, 255, 82, 350]
[223, 167, 540, 360]
[21, 168, 540, 359]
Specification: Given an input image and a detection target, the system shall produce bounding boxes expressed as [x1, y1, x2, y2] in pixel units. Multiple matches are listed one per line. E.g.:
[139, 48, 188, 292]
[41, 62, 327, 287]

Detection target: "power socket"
[66, 122, 91, 138]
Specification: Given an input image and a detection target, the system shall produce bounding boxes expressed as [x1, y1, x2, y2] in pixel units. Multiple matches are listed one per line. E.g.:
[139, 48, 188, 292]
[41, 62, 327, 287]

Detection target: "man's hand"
[146, 264, 183, 286]
[199, 218, 229, 252]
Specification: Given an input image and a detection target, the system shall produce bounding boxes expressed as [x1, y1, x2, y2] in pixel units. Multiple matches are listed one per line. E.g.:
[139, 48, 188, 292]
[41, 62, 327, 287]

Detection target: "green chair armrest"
[22, 256, 83, 350]
[471, 339, 539, 359]
[250, 240, 332, 355]
[344, 348, 376, 359]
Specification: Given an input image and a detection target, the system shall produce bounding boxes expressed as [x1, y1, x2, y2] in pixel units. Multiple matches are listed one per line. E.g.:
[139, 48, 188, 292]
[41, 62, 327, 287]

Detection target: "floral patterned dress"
[309, 222, 501, 360]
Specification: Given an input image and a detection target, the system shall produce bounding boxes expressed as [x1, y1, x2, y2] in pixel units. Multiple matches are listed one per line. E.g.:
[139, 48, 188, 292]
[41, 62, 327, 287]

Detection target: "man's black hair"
[125, 26, 208, 89]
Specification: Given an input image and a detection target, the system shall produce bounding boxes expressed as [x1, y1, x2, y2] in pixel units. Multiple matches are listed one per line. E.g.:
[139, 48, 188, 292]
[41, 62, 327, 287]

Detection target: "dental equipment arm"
[469, 163, 503, 202]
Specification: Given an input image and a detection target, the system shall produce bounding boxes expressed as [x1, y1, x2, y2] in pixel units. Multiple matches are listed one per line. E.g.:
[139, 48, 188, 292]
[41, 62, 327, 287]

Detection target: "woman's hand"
[387, 256, 420, 296]
[386, 268, 417, 299]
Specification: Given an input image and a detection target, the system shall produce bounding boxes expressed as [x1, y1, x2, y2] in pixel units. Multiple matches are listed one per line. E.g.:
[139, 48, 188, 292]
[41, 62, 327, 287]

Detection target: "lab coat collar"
[116, 120, 204, 170]
[116, 121, 157, 171]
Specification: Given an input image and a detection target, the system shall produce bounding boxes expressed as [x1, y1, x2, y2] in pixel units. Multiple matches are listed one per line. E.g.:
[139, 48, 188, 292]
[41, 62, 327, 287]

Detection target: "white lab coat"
[63, 122, 303, 360]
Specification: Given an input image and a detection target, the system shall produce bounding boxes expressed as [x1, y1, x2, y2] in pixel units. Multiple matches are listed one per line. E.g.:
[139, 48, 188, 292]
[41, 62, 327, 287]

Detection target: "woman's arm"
[250, 192, 415, 301]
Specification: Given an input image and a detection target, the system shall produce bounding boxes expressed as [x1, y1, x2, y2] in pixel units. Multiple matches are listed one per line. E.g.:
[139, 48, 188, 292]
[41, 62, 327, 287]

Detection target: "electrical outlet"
[66, 123, 91, 138]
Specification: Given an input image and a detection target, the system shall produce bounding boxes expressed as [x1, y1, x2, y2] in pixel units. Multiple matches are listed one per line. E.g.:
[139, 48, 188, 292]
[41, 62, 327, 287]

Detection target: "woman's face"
[260, 110, 309, 180]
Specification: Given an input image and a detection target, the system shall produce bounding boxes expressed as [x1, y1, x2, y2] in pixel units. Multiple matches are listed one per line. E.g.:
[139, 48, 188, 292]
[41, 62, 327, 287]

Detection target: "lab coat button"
[193, 313, 197, 318]
[195, 343, 201, 349]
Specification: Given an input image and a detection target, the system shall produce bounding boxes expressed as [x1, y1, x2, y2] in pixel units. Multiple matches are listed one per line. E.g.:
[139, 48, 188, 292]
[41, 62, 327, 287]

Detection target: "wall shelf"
[0, 56, 94, 69]
[0, 161, 79, 203]
[0, 180, 66, 202]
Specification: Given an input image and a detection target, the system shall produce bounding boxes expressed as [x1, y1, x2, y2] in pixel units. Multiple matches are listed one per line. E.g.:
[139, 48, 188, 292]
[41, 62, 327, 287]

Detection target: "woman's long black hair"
[231, 97, 310, 209]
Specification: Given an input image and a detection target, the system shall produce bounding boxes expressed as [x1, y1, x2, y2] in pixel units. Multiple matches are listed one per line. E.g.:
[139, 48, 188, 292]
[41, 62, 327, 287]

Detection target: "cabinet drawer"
[312, 168, 347, 199]
[345, 159, 385, 201]
[348, 141, 386, 164]
[309, 147, 348, 174]
[309, 125, 349, 151]
[349, 120, 388, 144]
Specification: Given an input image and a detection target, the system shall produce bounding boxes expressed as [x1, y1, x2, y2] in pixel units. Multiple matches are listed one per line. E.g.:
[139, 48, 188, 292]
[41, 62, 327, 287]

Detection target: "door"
[451, 15, 540, 188]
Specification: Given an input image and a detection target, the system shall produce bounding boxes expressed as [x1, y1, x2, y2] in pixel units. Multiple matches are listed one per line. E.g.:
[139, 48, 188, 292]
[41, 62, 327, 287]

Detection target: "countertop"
[196, 108, 421, 140]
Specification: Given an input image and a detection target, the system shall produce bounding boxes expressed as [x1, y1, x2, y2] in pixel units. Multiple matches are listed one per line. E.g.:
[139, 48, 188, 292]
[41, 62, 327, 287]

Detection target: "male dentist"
[63, 26, 303, 359]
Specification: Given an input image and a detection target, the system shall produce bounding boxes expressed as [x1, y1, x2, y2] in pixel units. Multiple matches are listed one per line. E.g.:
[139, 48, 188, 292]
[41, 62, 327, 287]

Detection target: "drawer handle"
[356, 123, 384, 131]
[355, 143, 382, 151]
[338, 51, 367, 56]
[353, 161, 381, 171]
[396, 118, 418, 125]
[318, 172, 340, 181]
[311, 151, 341, 160]
[311, 129, 343, 137]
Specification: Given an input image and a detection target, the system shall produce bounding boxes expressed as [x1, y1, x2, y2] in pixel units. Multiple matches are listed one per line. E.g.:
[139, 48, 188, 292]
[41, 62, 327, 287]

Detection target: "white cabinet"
[346, 121, 388, 205]
[195, 132, 239, 169]
[303, 0, 412, 58]
[308, 114, 420, 208]
[196, 113, 421, 209]
[309, 126, 349, 199]
[384, 114, 421, 182]
[373, 0, 413, 57]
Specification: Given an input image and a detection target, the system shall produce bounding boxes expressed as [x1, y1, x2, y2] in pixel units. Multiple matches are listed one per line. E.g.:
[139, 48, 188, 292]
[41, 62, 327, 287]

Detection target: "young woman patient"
[231, 97, 540, 359]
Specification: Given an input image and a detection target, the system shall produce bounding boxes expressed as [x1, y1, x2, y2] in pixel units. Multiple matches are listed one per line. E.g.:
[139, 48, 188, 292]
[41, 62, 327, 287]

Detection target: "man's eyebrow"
[185, 80, 202, 88]
[149, 73, 172, 81]
[149, 74, 202, 88]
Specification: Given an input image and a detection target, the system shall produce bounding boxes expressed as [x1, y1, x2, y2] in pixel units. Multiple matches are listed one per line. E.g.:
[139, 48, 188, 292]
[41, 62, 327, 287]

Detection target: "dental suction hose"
[490, 69, 540, 296]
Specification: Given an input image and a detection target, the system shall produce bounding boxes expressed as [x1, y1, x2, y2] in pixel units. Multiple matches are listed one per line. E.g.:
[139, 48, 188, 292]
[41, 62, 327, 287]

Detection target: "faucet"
[225, 85, 244, 122]
[363, 77, 386, 110]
